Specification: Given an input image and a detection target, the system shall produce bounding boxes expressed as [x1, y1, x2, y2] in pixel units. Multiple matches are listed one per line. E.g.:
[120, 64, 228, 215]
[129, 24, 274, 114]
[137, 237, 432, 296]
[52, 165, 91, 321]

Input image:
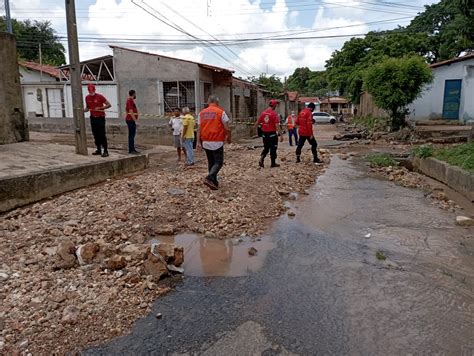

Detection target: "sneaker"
[313, 157, 323, 165]
[270, 163, 280, 168]
[296, 157, 301, 163]
[203, 177, 218, 190]
[101, 151, 109, 158]
[129, 150, 140, 155]
[92, 150, 101, 155]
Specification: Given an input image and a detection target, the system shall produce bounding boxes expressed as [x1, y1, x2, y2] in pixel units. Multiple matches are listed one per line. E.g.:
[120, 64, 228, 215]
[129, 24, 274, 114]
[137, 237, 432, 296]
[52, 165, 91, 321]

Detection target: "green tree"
[0, 18, 66, 66]
[247, 74, 283, 97]
[286, 68, 330, 96]
[364, 56, 433, 130]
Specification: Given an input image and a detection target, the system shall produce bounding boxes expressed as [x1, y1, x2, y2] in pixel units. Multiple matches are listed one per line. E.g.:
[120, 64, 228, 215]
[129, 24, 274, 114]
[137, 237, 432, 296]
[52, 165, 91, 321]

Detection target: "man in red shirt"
[295, 102, 323, 164]
[256, 99, 283, 168]
[84, 84, 111, 157]
[125, 89, 139, 154]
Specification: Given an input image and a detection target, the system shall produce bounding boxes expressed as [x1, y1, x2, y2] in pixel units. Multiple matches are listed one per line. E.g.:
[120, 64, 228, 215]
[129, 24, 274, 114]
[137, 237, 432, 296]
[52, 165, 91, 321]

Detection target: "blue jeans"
[183, 138, 195, 164]
[126, 120, 136, 153]
[288, 128, 298, 146]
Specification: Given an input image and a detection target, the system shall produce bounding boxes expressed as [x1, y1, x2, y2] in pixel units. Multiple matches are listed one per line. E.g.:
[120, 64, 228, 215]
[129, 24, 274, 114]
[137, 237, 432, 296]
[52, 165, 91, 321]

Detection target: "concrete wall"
[0, 33, 28, 144]
[113, 47, 200, 118]
[409, 59, 474, 122]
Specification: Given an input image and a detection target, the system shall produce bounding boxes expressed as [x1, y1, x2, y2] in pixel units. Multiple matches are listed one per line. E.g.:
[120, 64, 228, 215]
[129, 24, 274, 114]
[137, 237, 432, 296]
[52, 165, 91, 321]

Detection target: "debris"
[287, 210, 296, 217]
[152, 243, 184, 267]
[167, 264, 184, 273]
[156, 313, 163, 319]
[456, 216, 474, 227]
[54, 239, 77, 269]
[76, 242, 100, 265]
[105, 255, 127, 271]
[288, 192, 298, 201]
[248, 247, 258, 256]
[364, 233, 371, 238]
[62, 305, 80, 324]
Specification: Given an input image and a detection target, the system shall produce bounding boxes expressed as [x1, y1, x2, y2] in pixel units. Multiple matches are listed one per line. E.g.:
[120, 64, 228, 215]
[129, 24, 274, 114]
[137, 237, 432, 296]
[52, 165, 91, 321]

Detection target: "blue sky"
[4, 0, 439, 77]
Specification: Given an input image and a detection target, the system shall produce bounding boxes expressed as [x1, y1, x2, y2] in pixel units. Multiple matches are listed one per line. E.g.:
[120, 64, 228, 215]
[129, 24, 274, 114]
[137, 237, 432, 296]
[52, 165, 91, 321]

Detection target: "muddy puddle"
[151, 233, 275, 277]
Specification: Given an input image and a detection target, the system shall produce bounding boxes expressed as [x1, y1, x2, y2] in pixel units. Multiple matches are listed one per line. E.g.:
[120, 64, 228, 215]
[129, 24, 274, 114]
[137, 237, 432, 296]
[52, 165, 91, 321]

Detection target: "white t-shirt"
[169, 117, 183, 136]
[197, 111, 230, 151]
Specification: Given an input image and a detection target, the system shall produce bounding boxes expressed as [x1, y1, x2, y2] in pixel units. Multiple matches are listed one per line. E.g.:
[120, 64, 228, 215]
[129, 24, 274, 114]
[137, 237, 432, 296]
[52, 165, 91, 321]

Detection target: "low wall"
[413, 157, 474, 202]
[0, 154, 148, 213]
[28, 118, 255, 145]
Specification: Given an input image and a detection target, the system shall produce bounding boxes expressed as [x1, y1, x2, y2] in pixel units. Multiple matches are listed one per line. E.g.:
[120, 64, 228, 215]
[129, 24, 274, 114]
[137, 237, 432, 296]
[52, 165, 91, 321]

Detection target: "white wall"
[64, 84, 119, 118]
[409, 59, 474, 122]
[19, 67, 57, 83]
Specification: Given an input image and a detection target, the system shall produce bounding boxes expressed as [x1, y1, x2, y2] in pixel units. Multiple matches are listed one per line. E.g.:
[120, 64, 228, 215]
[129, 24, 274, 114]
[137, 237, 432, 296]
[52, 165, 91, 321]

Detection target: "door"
[442, 79, 462, 120]
[46, 88, 64, 117]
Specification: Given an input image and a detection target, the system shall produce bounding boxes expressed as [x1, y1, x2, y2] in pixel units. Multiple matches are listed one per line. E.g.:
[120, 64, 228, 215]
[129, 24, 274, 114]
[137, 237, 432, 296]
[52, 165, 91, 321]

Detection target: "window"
[313, 112, 329, 117]
[234, 95, 240, 118]
[163, 81, 196, 113]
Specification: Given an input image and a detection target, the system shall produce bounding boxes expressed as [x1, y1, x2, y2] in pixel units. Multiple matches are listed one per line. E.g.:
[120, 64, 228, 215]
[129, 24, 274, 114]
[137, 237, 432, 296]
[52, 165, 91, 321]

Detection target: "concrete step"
[414, 120, 465, 126]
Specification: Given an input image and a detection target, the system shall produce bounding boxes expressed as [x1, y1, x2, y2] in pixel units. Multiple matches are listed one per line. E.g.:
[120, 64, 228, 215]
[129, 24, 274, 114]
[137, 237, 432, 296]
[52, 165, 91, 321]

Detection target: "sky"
[4, 0, 439, 78]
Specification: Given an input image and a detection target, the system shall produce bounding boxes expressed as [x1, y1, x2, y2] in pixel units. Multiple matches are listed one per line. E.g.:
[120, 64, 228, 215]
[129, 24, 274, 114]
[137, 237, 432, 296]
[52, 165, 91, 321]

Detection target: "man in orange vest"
[197, 94, 231, 190]
[285, 110, 298, 146]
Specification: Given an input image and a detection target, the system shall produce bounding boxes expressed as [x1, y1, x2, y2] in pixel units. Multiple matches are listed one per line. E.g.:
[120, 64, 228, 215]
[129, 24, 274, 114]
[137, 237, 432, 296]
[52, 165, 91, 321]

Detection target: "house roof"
[286, 91, 299, 101]
[19, 61, 61, 79]
[320, 96, 349, 104]
[109, 45, 234, 74]
[430, 53, 474, 69]
[299, 96, 320, 104]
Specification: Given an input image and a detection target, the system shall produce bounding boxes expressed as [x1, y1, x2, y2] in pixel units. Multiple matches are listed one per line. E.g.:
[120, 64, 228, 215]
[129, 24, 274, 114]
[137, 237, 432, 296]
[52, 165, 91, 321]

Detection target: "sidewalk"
[0, 141, 150, 213]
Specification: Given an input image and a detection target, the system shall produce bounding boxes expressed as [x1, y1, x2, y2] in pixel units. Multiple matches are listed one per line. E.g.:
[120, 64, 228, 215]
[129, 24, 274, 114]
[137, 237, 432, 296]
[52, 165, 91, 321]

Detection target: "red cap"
[269, 99, 278, 107]
[87, 84, 96, 93]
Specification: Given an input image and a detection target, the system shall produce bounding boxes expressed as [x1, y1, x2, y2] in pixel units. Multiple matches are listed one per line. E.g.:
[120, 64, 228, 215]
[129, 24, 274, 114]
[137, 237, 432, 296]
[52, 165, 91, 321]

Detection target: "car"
[312, 111, 337, 124]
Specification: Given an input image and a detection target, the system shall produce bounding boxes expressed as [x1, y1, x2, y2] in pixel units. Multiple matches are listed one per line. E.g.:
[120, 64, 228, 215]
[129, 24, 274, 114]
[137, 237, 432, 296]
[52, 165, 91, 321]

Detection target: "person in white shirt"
[169, 109, 186, 161]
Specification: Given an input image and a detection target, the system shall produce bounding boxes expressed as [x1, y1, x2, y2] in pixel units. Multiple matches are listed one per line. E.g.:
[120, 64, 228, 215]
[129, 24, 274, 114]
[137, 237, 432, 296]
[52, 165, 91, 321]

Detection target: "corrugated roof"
[19, 61, 61, 79]
[299, 96, 320, 104]
[430, 53, 474, 69]
[109, 45, 234, 74]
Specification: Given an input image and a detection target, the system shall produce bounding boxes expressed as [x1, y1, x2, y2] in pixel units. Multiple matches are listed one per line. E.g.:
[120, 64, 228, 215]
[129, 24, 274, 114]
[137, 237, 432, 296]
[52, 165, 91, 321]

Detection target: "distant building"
[319, 96, 352, 115]
[298, 96, 321, 112]
[409, 53, 474, 122]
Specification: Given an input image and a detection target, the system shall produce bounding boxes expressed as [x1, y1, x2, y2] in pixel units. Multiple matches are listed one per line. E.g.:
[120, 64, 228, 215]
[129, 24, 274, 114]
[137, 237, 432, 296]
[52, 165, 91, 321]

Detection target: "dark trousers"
[288, 128, 298, 146]
[126, 120, 136, 153]
[296, 136, 318, 160]
[204, 146, 224, 184]
[261, 132, 278, 164]
[90, 116, 108, 151]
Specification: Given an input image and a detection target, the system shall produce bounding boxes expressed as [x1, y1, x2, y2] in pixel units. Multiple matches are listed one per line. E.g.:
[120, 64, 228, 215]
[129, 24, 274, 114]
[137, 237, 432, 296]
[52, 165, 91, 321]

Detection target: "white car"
[312, 112, 337, 124]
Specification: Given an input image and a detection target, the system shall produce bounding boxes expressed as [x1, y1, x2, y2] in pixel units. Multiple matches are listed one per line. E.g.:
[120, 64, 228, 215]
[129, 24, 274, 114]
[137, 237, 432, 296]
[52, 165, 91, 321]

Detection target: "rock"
[153, 225, 175, 236]
[0, 272, 9, 281]
[167, 188, 186, 196]
[143, 253, 168, 280]
[288, 192, 297, 201]
[152, 243, 184, 267]
[156, 313, 162, 319]
[248, 247, 258, 256]
[62, 305, 80, 324]
[76, 242, 100, 265]
[456, 216, 474, 227]
[54, 239, 77, 269]
[115, 213, 128, 222]
[105, 255, 127, 271]
[287, 210, 296, 217]
[205, 231, 217, 239]
[63, 225, 74, 236]
[121, 244, 148, 262]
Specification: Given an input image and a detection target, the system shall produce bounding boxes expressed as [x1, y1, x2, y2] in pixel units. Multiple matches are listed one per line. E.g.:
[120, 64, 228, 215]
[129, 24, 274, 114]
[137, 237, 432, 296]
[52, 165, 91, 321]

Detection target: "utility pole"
[5, 0, 13, 34]
[39, 43, 43, 82]
[65, 0, 88, 155]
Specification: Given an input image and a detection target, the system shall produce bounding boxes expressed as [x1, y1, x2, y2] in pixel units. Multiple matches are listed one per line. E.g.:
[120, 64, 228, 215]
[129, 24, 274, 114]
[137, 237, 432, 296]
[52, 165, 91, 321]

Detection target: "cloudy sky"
[5, 0, 438, 77]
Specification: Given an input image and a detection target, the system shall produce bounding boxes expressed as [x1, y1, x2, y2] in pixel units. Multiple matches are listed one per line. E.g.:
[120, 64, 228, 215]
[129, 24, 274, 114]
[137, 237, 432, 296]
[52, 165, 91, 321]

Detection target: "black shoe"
[296, 157, 301, 163]
[101, 151, 109, 157]
[204, 177, 218, 190]
[92, 150, 101, 155]
[313, 157, 323, 165]
[258, 157, 264, 168]
[270, 163, 280, 168]
[129, 150, 140, 155]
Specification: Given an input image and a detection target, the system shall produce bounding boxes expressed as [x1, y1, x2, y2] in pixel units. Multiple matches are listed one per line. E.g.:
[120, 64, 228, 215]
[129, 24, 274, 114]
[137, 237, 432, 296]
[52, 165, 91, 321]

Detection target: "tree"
[364, 56, 433, 130]
[286, 68, 330, 97]
[247, 74, 283, 97]
[0, 18, 66, 66]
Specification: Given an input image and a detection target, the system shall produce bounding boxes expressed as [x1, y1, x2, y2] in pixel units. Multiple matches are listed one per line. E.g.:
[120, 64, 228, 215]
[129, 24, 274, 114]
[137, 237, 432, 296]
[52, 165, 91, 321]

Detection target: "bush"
[413, 145, 433, 158]
[366, 153, 398, 167]
[353, 116, 389, 132]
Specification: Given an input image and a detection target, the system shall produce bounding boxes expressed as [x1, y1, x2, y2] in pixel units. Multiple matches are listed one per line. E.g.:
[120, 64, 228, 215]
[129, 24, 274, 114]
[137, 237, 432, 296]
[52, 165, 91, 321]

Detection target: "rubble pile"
[0, 144, 328, 354]
[369, 166, 460, 212]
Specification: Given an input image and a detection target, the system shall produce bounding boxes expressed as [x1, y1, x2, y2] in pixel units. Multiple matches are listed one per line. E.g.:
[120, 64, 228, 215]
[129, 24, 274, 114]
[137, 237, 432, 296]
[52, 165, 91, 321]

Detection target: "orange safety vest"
[287, 115, 296, 129]
[199, 103, 226, 142]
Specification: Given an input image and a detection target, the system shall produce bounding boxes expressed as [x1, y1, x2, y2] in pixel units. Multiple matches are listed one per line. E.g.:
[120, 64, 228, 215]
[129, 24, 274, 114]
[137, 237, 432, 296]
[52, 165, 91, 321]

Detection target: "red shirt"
[296, 108, 314, 136]
[257, 108, 279, 132]
[85, 93, 107, 118]
[125, 97, 138, 121]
